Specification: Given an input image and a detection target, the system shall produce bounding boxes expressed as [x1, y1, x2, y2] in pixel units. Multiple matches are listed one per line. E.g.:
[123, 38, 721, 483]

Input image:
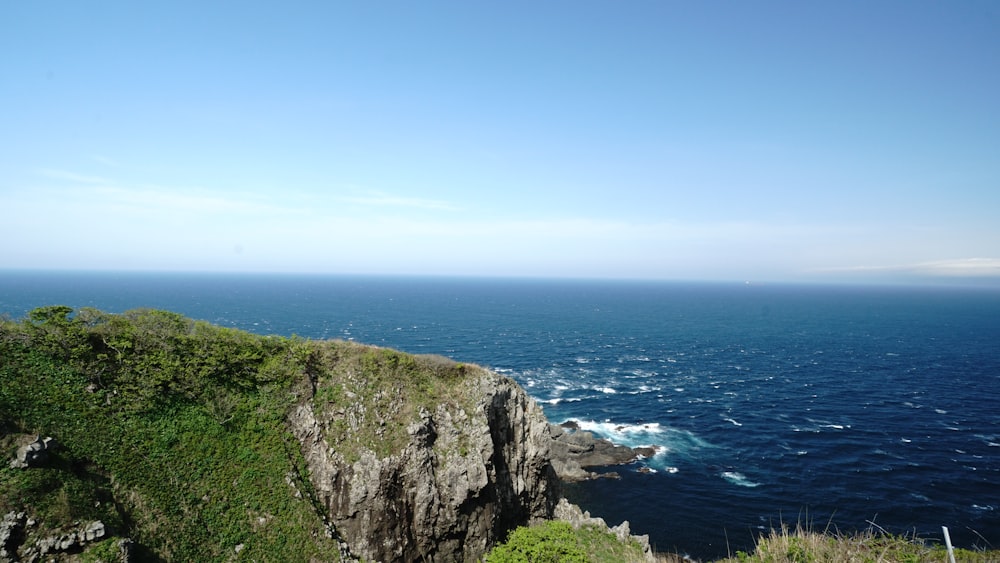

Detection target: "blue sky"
[2, 1, 998, 283]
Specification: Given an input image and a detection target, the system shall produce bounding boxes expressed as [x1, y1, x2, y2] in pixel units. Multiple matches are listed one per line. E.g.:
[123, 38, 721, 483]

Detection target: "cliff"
[287, 346, 560, 561]
[0, 307, 649, 562]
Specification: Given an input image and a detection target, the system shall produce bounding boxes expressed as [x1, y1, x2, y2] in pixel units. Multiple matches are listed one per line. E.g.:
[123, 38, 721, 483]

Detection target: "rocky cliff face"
[288, 369, 560, 562]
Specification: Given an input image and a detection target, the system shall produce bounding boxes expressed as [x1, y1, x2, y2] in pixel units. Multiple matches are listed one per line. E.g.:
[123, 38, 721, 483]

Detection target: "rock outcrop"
[553, 499, 658, 563]
[548, 422, 655, 481]
[289, 370, 560, 562]
[0, 511, 120, 563]
[9, 436, 57, 469]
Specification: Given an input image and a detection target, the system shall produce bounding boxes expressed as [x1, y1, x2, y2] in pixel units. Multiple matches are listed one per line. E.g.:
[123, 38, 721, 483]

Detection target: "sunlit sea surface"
[2, 272, 998, 559]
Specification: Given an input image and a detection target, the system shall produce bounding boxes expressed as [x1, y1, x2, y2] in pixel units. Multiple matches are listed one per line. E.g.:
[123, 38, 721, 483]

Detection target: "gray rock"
[546, 424, 646, 481]
[20, 520, 107, 559]
[1, 511, 26, 561]
[289, 368, 560, 563]
[554, 498, 657, 563]
[9, 436, 57, 469]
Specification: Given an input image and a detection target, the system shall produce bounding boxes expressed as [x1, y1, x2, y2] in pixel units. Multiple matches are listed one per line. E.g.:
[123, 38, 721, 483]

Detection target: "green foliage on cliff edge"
[0, 306, 476, 561]
[485, 520, 650, 563]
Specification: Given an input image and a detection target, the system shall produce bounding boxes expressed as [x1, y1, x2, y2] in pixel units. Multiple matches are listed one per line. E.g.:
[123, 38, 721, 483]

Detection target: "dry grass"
[713, 521, 999, 563]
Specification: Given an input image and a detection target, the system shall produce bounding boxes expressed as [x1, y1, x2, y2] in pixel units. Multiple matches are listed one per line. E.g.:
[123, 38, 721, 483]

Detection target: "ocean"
[1, 271, 998, 560]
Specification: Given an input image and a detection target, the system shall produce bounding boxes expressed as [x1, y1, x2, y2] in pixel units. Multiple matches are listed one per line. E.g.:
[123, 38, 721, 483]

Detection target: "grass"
[309, 341, 478, 463]
[0, 306, 490, 561]
[716, 522, 999, 563]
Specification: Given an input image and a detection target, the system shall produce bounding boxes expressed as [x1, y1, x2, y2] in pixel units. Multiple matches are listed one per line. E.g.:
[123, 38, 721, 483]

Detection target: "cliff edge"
[0, 307, 650, 562]
[288, 350, 560, 562]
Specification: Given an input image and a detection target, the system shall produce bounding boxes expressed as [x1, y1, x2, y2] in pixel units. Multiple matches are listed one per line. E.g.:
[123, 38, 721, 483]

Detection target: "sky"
[2, 1, 999, 284]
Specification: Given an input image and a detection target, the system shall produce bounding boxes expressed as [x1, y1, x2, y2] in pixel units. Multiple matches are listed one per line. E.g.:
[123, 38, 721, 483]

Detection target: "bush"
[486, 520, 649, 563]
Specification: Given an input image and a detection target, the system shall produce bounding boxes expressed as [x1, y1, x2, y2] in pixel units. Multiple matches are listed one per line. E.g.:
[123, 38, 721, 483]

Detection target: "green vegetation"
[0, 306, 470, 561]
[309, 342, 473, 463]
[485, 520, 650, 563]
[488, 521, 1000, 563]
[4, 306, 998, 562]
[717, 523, 998, 563]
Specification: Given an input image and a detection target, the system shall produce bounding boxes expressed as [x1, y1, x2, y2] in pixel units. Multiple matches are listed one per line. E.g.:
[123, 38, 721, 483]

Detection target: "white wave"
[565, 418, 714, 468]
[935, 408, 948, 414]
[665, 466, 679, 474]
[573, 419, 665, 439]
[972, 504, 995, 511]
[596, 386, 617, 394]
[721, 471, 761, 488]
[723, 417, 743, 427]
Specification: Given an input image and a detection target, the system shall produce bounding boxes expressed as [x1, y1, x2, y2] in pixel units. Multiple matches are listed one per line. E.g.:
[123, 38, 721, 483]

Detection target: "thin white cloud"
[815, 258, 1000, 278]
[912, 258, 1000, 277]
[38, 169, 112, 185]
[92, 186, 296, 215]
[340, 190, 460, 211]
[33, 169, 305, 217]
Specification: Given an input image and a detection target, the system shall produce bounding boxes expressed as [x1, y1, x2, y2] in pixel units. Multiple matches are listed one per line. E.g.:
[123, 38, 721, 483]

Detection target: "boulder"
[9, 436, 58, 469]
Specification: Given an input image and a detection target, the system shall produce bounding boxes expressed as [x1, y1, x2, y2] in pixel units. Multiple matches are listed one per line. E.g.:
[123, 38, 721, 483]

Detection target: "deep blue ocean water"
[2, 271, 998, 559]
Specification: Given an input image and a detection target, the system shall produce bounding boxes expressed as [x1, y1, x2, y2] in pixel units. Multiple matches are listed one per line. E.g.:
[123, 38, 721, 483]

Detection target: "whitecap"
[972, 504, 995, 511]
[935, 408, 948, 414]
[665, 467, 679, 474]
[597, 386, 617, 394]
[721, 471, 761, 488]
[901, 438, 912, 443]
[723, 417, 743, 427]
